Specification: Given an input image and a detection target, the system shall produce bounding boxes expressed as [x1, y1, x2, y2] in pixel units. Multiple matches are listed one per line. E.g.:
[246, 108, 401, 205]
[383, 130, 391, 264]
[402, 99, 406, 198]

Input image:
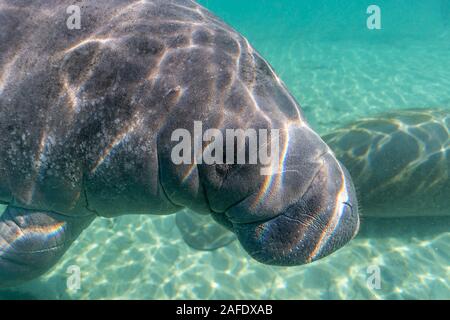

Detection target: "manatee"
[324, 108, 449, 218]
[0, 0, 359, 287]
[178, 108, 449, 250]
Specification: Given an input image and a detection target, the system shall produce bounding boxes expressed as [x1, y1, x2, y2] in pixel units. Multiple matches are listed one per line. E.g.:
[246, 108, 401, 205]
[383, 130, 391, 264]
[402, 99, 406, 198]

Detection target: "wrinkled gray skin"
[324, 108, 450, 218]
[0, 0, 359, 287]
[178, 108, 449, 251]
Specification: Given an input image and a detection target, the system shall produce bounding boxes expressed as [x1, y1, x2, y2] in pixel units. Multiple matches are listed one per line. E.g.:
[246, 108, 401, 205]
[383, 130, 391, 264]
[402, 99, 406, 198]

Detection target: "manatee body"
[0, 0, 359, 287]
[178, 108, 449, 251]
[324, 109, 449, 218]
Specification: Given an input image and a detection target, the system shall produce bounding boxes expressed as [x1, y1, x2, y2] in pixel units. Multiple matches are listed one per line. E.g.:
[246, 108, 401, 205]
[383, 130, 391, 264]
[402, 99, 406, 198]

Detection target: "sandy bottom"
[1, 212, 448, 300]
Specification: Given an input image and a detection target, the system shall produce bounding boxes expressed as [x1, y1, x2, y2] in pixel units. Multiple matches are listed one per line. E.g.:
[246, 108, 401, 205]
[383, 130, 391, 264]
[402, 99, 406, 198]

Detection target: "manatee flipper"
[0, 206, 94, 287]
[176, 210, 236, 251]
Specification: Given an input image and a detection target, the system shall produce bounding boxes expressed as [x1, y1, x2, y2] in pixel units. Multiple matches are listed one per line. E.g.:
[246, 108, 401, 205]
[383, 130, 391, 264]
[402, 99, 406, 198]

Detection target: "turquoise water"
[1, 0, 449, 299]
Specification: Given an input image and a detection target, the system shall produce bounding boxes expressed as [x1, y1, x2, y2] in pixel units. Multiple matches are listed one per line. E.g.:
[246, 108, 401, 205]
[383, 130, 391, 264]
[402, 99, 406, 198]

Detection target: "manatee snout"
[223, 127, 359, 266]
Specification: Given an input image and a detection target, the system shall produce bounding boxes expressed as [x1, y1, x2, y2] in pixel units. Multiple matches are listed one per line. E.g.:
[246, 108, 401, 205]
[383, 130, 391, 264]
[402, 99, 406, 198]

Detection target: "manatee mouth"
[229, 155, 360, 266]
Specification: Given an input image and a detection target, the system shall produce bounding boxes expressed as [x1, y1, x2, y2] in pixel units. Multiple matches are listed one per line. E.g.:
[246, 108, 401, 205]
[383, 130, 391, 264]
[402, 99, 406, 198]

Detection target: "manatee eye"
[215, 164, 228, 176]
[214, 145, 234, 176]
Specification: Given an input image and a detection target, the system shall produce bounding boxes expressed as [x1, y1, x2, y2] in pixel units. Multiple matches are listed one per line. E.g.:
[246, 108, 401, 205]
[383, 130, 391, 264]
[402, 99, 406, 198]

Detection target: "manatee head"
[200, 123, 360, 266]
